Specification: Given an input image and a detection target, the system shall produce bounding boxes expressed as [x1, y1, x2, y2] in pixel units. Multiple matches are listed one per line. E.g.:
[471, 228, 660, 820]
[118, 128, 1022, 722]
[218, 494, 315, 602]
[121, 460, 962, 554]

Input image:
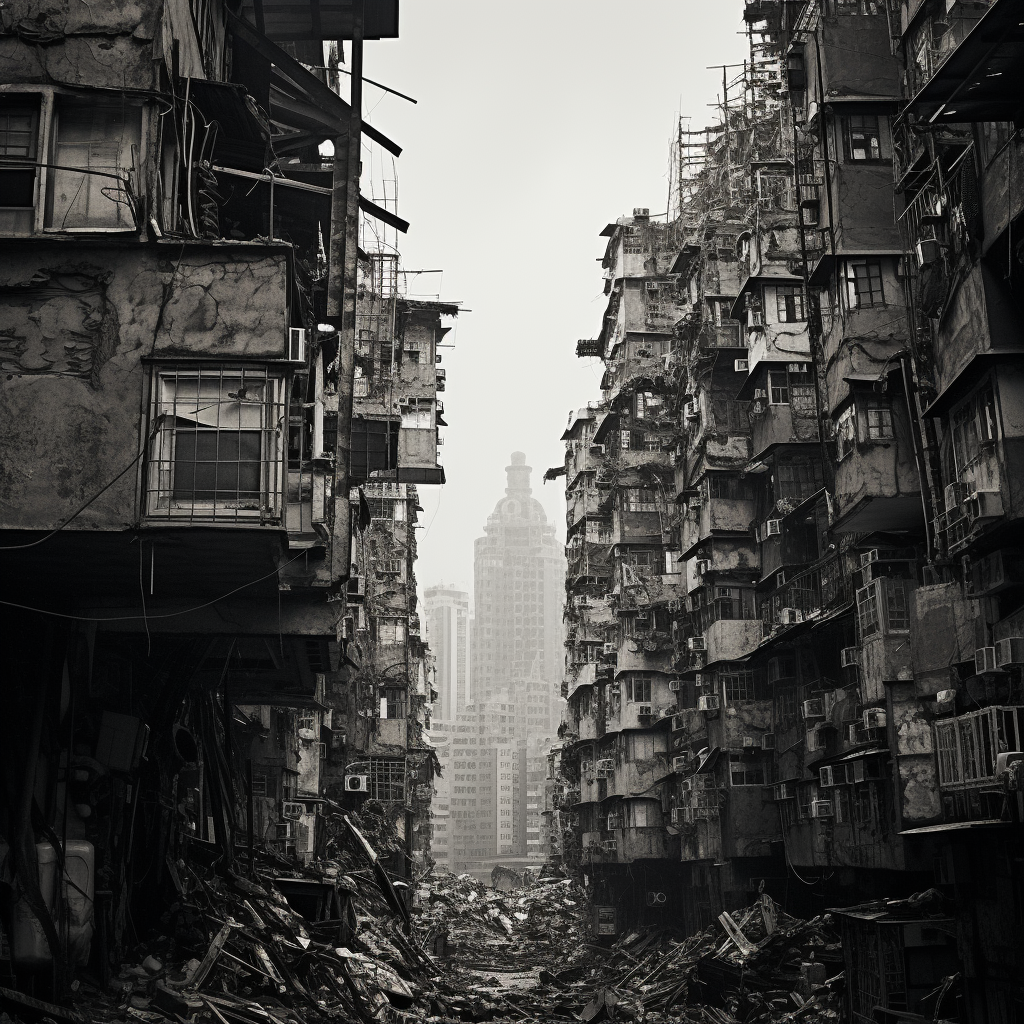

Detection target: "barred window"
[720, 664, 758, 703]
[147, 367, 284, 521]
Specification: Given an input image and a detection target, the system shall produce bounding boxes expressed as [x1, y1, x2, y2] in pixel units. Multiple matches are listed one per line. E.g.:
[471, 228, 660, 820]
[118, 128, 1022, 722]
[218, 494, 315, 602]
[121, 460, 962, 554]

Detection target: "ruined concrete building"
[0, 0, 454, 993]
[552, 1, 1024, 1020]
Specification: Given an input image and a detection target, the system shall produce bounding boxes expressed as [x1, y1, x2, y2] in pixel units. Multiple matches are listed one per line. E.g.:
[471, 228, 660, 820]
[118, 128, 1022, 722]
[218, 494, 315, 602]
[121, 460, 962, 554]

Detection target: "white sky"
[359, 1, 747, 597]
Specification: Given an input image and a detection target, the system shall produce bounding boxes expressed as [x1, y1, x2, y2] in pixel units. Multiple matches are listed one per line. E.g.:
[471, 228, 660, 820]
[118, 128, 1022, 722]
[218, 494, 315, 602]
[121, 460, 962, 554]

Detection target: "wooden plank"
[0, 986, 85, 1023]
[717, 911, 757, 956]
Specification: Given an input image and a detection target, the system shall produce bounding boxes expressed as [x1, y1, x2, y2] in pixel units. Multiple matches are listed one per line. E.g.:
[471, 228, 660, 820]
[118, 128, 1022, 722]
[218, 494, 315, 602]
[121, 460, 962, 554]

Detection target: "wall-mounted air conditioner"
[840, 647, 859, 668]
[697, 694, 720, 712]
[688, 637, 706, 652]
[975, 647, 998, 674]
[345, 775, 369, 793]
[734, 358, 749, 372]
[773, 781, 795, 801]
[996, 637, 1024, 668]
[810, 799, 833, 819]
[669, 678, 683, 692]
[673, 756, 689, 773]
[636, 705, 653, 717]
[802, 699, 825, 720]
[862, 708, 886, 730]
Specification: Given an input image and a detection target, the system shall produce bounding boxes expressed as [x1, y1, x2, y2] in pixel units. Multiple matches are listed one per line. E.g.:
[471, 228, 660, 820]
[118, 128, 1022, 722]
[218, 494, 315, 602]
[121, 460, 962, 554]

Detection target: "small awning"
[899, 818, 1010, 836]
[544, 466, 566, 482]
[729, 272, 803, 320]
[189, 80, 271, 172]
[902, 0, 1024, 124]
[830, 494, 924, 535]
[670, 243, 702, 277]
[236, 0, 398, 42]
[591, 411, 619, 445]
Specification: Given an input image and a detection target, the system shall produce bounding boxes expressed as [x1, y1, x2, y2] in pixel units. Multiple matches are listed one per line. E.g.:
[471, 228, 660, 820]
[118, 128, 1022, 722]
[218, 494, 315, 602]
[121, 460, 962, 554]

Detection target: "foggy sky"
[358, 2, 747, 596]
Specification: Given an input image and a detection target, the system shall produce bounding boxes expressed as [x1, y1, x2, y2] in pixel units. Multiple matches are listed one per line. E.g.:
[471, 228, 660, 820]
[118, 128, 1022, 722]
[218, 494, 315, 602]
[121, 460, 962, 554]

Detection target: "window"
[48, 98, 141, 230]
[776, 285, 806, 323]
[147, 367, 284, 520]
[0, 98, 39, 235]
[846, 115, 882, 162]
[847, 260, 885, 308]
[382, 687, 407, 720]
[378, 618, 407, 644]
[952, 384, 998, 475]
[624, 674, 652, 703]
[864, 397, 894, 440]
[350, 418, 400, 482]
[836, 405, 856, 461]
[768, 371, 790, 405]
[720, 664, 758, 702]
[729, 753, 766, 787]
[857, 578, 911, 639]
[400, 397, 433, 430]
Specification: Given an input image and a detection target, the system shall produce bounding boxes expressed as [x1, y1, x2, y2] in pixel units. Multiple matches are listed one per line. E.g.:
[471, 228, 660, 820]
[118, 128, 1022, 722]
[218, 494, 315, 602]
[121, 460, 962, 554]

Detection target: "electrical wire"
[0, 550, 308, 623]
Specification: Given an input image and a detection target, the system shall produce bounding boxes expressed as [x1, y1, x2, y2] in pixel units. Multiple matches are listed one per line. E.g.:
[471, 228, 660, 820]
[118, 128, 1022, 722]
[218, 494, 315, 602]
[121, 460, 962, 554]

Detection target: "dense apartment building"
[424, 583, 472, 719]
[553, 2, 1024, 1022]
[0, 0, 453, 995]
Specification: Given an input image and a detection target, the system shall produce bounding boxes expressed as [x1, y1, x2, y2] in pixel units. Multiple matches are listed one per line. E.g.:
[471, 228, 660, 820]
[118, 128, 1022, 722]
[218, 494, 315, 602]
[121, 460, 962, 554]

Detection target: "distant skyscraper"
[424, 584, 471, 720]
[472, 453, 566, 862]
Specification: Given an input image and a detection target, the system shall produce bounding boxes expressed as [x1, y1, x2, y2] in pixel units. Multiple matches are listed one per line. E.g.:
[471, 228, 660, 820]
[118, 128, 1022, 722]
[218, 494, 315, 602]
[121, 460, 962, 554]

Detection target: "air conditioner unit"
[288, 327, 308, 362]
[996, 637, 1024, 668]
[975, 647, 998, 674]
[605, 815, 623, 830]
[345, 774, 370, 793]
[603, 643, 618, 655]
[840, 647, 860, 668]
[282, 801, 305, 819]
[734, 358, 750, 372]
[673, 756, 689, 773]
[274, 822, 294, 839]
[996, 751, 1024, 774]
[773, 781, 795, 800]
[645, 280, 660, 291]
[819, 766, 839, 788]
[742, 736, 756, 748]
[669, 678, 683, 692]
[761, 733, 776, 750]
[862, 708, 887, 730]
[765, 519, 782, 537]
[596, 758, 614, 774]
[964, 490, 1004, 523]
[697, 694, 721, 712]
[847, 723, 861, 743]
[670, 807, 686, 824]
[860, 549, 880, 567]
[916, 238, 943, 266]
[688, 636, 707, 652]
[695, 559, 710, 575]
[934, 689, 956, 707]
[810, 799, 833, 819]
[601, 840, 617, 852]
[802, 699, 825, 720]
[780, 608, 803, 625]
[636, 705, 653, 718]
[748, 310, 765, 329]
[806, 728, 826, 751]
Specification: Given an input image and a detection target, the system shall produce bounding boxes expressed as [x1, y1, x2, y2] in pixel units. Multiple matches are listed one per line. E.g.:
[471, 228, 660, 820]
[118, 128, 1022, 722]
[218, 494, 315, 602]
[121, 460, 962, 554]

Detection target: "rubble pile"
[415, 872, 587, 970]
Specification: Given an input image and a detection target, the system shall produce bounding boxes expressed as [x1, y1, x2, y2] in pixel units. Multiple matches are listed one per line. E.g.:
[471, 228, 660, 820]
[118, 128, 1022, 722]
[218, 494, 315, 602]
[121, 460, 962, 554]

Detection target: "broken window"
[845, 115, 882, 162]
[147, 367, 284, 520]
[47, 98, 141, 230]
[857, 578, 911, 639]
[350, 418, 400, 481]
[776, 285, 805, 323]
[836, 405, 856, 461]
[729, 754, 766, 786]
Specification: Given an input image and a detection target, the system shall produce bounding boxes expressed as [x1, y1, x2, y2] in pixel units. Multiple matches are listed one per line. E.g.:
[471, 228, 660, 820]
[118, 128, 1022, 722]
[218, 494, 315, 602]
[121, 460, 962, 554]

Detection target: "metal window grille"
[147, 366, 284, 522]
[721, 666, 757, 703]
[348, 758, 406, 802]
[934, 707, 1024, 789]
[377, 558, 403, 576]
[865, 398, 894, 439]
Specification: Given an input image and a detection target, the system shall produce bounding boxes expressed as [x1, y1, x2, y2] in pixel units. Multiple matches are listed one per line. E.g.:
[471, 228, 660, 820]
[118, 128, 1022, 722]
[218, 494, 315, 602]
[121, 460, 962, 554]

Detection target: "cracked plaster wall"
[0, 246, 289, 530]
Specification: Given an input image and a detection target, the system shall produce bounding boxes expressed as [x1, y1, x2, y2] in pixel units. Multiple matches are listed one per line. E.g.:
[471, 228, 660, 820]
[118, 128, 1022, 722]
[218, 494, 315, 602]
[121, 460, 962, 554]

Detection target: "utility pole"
[328, 0, 364, 587]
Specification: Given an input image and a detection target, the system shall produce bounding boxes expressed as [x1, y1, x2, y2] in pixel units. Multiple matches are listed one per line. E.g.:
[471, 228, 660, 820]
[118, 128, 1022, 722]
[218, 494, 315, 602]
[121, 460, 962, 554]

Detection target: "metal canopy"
[904, 0, 1024, 123]
[237, 0, 398, 41]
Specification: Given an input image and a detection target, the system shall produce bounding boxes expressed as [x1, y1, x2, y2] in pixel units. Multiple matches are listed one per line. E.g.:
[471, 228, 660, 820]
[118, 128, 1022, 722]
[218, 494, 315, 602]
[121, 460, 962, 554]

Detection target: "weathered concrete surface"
[910, 583, 978, 695]
[0, 244, 290, 530]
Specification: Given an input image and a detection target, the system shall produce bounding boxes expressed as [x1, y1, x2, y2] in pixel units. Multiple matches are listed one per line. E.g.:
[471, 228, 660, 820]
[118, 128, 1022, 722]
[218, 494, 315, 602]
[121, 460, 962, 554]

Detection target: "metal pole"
[328, 0, 364, 587]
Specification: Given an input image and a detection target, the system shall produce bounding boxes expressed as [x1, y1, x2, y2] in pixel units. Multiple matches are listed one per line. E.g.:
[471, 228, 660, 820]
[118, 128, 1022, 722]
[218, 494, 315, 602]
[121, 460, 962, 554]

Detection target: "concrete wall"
[0, 243, 290, 531]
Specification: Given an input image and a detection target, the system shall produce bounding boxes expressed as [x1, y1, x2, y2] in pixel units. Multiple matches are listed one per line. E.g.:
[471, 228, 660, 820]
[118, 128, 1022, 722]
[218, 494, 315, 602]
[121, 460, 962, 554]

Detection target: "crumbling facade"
[554, 3, 1024, 1021]
[0, 0, 452, 999]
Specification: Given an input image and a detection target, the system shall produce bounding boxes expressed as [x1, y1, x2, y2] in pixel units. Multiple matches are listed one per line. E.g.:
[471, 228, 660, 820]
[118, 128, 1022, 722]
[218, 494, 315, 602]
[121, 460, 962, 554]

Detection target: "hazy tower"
[424, 584, 471, 719]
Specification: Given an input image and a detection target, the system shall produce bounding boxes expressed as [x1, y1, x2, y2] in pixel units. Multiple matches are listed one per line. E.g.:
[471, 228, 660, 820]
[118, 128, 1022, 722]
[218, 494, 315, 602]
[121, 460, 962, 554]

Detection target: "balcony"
[748, 393, 819, 460]
[934, 705, 1024, 822]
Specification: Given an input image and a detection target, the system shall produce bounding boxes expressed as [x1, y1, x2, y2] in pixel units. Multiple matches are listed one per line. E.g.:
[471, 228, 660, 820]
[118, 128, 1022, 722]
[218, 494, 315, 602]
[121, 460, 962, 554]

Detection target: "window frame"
[845, 114, 884, 163]
[862, 396, 894, 441]
[846, 259, 886, 309]
[768, 370, 791, 406]
[146, 365, 285, 522]
[775, 284, 806, 323]
[836, 404, 856, 461]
